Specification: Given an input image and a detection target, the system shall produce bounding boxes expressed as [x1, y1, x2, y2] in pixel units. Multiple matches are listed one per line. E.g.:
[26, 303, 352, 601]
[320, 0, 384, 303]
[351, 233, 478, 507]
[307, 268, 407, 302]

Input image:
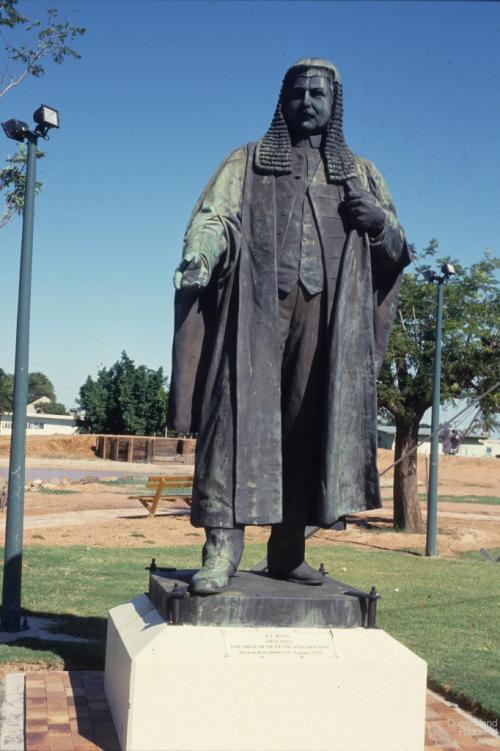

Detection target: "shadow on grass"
[116, 511, 190, 520]
[347, 514, 394, 528]
[2, 608, 108, 670]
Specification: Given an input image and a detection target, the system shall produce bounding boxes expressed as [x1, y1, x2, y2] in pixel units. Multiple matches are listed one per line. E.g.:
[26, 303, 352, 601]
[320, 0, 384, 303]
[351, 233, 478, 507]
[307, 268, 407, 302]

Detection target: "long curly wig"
[255, 57, 357, 183]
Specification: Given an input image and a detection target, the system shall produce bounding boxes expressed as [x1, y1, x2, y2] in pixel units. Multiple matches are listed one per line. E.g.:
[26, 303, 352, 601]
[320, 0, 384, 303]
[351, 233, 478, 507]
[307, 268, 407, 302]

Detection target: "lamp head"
[422, 268, 439, 283]
[33, 105, 59, 132]
[441, 262, 456, 278]
[2, 105, 59, 142]
[1, 118, 30, 142]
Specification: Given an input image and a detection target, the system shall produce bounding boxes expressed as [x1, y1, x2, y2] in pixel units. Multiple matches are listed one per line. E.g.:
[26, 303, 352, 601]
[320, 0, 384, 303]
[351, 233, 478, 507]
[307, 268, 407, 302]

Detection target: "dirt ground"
[6, 491, 498, 558]
[0, 435, 499, 557]
[0, 434, 97, 458]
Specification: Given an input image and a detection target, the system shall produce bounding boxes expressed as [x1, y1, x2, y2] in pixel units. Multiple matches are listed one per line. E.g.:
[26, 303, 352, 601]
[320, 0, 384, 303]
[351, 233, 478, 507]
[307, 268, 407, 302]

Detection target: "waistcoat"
[275, 145, 346, 297]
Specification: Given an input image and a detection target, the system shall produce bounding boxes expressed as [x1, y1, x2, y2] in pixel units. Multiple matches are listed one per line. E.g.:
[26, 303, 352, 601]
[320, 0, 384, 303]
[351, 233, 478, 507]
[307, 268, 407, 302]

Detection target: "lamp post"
[424, 262, 456, 558]
[1, 105, 59, 632]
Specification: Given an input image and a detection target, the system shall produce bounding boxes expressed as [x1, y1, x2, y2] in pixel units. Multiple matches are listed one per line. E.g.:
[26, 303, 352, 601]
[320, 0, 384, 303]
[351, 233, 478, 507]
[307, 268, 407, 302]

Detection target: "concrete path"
[0, 673, 24, 751]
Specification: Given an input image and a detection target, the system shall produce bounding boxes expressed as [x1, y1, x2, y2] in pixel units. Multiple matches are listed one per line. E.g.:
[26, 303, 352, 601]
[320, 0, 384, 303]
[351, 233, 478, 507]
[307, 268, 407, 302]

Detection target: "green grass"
[0, 545, 499, 719]
[100, 476, 192, 497]
[34, 488, 78, 495]
[99, 476, 148, 486]
[418, 494, 500, 505]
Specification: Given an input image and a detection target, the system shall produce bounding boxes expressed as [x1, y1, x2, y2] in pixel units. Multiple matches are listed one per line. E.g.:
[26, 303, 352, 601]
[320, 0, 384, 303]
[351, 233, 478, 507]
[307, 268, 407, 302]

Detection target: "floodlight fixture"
[422, 268, 438, 283]
[33, 104, 59, 131]
[441, 262, 456, 278]
[1, 118, 30, 142]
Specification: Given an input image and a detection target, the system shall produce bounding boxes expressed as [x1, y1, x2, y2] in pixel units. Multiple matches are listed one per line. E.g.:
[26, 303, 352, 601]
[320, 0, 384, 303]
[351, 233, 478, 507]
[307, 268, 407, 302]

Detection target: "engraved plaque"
[223, 629, 338, 659]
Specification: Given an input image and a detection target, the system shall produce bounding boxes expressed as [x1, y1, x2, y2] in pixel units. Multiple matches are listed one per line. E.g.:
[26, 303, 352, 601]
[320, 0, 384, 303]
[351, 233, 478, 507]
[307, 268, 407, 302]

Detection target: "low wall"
[95, 435, 196, 463]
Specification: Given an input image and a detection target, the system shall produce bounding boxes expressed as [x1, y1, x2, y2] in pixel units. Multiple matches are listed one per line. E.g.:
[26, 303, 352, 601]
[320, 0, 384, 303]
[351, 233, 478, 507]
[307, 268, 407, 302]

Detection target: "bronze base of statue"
[149, 569, 373, 629]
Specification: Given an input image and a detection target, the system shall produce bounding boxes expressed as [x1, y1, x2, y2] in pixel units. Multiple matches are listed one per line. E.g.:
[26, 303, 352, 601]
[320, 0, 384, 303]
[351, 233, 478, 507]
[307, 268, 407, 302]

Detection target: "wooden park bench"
[129, 475, 193, 517]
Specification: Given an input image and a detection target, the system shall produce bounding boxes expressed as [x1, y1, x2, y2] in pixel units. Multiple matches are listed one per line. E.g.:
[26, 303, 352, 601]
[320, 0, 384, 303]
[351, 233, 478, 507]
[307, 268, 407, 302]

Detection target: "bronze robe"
[168, 143, 410, 527]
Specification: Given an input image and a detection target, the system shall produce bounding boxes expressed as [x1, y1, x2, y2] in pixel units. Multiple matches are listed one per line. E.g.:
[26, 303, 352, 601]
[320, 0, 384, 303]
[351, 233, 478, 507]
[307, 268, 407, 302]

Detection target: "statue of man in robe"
[168, 58, 410, 595]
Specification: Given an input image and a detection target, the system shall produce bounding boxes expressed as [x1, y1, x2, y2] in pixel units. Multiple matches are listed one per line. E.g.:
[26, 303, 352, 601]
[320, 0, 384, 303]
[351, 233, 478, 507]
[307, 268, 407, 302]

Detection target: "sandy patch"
[0, 489, 497, 557]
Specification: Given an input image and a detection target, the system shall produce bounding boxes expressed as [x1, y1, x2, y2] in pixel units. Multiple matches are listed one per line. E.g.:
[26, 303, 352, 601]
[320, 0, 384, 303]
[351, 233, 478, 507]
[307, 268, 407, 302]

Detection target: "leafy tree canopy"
[27, 371, 56, 403]
[0, 0, 85, 97]
[35, 400, 68, 415]
[0, 369, 67, 413]
[379, 242, 499, 429]
[77, 352, 169, 436]
[0, 368, 13, 412]
[0, 146, 44, 228]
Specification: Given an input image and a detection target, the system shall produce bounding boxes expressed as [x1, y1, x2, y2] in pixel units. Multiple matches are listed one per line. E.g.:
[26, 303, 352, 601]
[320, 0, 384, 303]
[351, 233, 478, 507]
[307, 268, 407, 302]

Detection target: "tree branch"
[0, 66, 30, 99]
[0, 38, 48, 98]
[0, 204, 13, 229]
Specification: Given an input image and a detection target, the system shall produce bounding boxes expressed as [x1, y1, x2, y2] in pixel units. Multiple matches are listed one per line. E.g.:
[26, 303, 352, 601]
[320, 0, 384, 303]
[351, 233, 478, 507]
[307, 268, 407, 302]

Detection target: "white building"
[0, 398, 76, 435]
[377, 424, 497, 458]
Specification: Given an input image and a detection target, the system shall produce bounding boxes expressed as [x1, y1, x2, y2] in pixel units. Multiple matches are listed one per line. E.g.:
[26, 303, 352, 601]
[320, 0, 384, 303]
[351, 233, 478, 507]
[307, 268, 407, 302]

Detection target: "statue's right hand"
[173, 252, 210, 290]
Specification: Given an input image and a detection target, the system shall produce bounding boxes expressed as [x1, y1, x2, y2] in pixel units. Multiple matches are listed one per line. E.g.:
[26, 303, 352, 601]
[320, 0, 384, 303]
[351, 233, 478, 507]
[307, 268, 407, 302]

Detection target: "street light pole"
[426, 279, 444, 558]
[1, 134, 38, 631]
[424, 263, 456, 558]
[1, 106, 59, 631]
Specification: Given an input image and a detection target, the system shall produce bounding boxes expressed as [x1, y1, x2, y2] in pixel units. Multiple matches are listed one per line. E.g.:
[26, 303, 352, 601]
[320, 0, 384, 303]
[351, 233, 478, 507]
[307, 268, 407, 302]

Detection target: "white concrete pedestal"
[105, 594, 427, 751]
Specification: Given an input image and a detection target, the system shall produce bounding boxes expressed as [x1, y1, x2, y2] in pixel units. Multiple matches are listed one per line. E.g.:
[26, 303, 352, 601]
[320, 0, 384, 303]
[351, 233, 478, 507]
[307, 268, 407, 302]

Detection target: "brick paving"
[25, 672, 119, 751]
[23, 671, 499, 751]
[425, 691, 500, 750]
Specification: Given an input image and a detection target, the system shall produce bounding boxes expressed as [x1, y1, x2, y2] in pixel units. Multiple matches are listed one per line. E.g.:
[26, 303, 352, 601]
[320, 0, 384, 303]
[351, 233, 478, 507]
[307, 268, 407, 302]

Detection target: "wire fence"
[377, 452, 500, 504]
[0, 385, 498, 511]
[377, 381, 500, 504]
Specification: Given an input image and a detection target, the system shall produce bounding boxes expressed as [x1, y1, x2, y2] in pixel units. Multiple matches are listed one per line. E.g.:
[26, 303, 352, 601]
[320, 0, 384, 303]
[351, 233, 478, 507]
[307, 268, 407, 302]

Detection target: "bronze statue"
[168, 58, 410, 595]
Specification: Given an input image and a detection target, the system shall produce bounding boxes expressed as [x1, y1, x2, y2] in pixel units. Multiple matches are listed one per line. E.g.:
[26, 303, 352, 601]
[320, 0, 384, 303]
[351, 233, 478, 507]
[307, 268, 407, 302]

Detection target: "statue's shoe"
[268, 561, 325, 585]
[189, 558, 235, 596]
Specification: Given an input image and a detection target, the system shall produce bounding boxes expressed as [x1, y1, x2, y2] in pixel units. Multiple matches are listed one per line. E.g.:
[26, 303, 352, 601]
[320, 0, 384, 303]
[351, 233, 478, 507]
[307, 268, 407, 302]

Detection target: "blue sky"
[1, 0, 499, 408]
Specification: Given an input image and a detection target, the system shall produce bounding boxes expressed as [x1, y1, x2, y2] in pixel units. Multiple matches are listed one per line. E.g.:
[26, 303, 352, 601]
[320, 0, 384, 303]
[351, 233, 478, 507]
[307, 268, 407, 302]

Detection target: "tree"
[0, 368, 66, 412]
[0, 368, 14, 412]
[378, 243, 500, 532]
[77, 352, 169, 436]
[34, 401, 68, 415]
[0, 0, 85, 227]
[0, 146, 43, 228]
[27, 371, 56, 403]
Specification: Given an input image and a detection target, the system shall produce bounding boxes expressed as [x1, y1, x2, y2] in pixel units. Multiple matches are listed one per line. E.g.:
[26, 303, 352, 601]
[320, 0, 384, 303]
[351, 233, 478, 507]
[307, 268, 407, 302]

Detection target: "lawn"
[417, 494, 500, 505]
[0, 544, 499, 720]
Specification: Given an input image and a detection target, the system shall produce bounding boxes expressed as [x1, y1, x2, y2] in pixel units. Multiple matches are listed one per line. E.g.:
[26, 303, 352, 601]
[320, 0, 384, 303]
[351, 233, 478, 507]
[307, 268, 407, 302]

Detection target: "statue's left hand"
[342, 179, 386, 236]
[173, 251, 211, 290]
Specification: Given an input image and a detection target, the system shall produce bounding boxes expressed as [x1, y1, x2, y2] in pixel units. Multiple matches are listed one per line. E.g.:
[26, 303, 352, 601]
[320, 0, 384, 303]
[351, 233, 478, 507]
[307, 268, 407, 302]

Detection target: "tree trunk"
[393, 418, 425, 532]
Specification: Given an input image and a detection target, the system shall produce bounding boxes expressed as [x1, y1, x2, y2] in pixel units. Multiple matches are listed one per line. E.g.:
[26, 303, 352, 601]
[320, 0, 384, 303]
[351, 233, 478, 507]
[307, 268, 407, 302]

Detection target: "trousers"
[202, 283, 327, 572]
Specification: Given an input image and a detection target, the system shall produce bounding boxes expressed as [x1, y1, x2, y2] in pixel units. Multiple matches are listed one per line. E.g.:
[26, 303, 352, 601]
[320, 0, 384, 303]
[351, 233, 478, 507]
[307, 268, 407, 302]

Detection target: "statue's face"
[282, 71, 334, 137]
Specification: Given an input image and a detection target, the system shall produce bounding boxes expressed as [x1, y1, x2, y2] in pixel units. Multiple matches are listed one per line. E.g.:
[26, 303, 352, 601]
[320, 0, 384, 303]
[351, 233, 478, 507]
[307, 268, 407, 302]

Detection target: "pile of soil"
[0, 434, 97, 459]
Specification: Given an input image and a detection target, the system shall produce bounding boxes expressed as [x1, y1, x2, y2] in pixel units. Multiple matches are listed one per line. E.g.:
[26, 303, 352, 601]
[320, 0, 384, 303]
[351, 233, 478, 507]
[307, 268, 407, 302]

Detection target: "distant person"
[0, 485, 7, 511]
[440, 427, 452, 455]
[450, 429, 463, 455]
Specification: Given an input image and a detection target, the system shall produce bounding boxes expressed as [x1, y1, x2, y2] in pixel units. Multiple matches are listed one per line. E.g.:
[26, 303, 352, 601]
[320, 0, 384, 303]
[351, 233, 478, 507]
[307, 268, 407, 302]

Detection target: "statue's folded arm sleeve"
[182, 148, 246, 277]
[358, 157, 411, 271]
